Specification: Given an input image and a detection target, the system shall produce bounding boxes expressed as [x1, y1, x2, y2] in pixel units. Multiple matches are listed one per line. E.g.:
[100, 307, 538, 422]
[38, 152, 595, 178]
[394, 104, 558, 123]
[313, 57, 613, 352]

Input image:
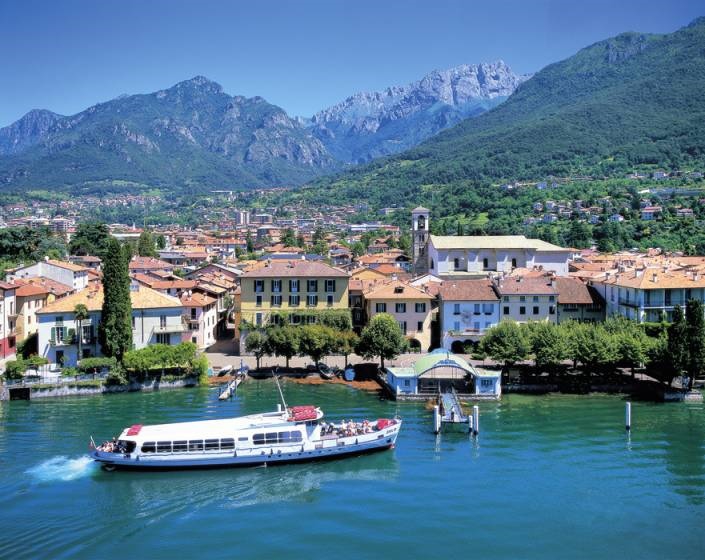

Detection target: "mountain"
[0, 109, 63, 156]
[308, 61, 527, 163]
[0, 76, 335, 192]
[301, 17, 705, 208]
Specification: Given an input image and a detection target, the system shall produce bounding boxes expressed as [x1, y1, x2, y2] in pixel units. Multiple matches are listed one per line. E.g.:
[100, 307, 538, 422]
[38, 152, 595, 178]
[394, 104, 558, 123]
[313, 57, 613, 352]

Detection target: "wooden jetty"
[218, 364, 248, 400]
[433, 388, 476, 434]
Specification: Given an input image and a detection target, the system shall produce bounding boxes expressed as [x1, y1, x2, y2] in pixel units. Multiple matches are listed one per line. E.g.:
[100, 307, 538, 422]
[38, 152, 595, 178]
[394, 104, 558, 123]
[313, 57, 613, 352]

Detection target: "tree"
[156, 234, 167, 250]
[356, 313, 406, 370]
[667, 305, 688, 378]
[281, 228, 296, 247]
[266, 326, 300, 369]
[686, 299, 705, 390]
[527, 322, 566, 373]
[137, 231, 157, 257]
[69, 222, 111, 257]
[99, 238, 133, 362]
[298, 324, 335, 365]
[480, 320, 530, 370]
[245, 231, 254, 253]
[567, 322, 617, 372]
[336, 330, 359, 369]
[245, 331, 268, 370]
[74, 303, 89, 363]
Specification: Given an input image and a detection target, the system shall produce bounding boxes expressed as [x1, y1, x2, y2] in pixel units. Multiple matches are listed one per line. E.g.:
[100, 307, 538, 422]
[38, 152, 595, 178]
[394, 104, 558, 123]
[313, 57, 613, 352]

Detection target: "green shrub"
[105, 365, 128, 386]
[3, 359, 26, 380]
[78, 356, 117, 372]
[61, 367, 79, 377]
[25, 355, 49, 368]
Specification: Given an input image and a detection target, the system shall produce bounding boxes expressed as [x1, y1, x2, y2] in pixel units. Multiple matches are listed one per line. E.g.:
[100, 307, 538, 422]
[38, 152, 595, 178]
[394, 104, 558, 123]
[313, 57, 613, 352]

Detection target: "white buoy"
[625, 401, 632, 431]
[433, 405, 441, 434]
[472, 405, 479, 436]
[468, 414, 473, 433]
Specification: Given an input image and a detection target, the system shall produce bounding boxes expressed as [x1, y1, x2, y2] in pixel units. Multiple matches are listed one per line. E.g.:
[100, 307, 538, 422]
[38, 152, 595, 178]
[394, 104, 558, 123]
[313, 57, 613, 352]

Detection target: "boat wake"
[26, 456, 96, 482]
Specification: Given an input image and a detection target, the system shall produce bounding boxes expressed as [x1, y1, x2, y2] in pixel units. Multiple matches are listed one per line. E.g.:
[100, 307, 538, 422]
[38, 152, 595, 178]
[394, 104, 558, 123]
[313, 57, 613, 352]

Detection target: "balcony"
[153, 323, 189, 334]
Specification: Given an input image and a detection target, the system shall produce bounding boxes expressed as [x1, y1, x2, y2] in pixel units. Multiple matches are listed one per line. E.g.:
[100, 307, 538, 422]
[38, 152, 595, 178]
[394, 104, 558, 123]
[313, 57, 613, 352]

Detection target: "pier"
[433, 388, 473, 433]
[218, 365, 248, 400]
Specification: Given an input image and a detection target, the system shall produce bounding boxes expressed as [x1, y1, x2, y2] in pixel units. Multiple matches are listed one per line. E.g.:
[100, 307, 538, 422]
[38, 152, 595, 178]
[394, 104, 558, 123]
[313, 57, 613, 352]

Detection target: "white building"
[8, 259, 88, 292]
[36, 286, 187, 366]
[438, 279, 500, 350]
[181, 291, 218, 350]
[427, 235, 573, 278]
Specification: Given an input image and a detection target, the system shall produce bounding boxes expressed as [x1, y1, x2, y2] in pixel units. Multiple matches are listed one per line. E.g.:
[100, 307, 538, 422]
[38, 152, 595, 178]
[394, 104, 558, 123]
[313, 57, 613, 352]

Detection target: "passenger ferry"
[90, 391, 401, 470]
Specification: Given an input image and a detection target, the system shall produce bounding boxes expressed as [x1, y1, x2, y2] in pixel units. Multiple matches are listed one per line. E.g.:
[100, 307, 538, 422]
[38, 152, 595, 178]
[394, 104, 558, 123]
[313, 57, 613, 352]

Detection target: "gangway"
[432, 387, 474, 433]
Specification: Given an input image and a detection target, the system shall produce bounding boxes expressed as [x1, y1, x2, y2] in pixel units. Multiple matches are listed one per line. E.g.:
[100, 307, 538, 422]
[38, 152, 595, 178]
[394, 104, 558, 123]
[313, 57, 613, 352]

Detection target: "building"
[494, 275, 558, 324]
[36, 286, 187, 366]
[553, 276, 605, 323]
[385, 350, 501, 399]
[0, 282, 17, 362]
[181, 291, 218, 350]
[438, 279, 500, 351]
[411, 206, 430, 276]
[589, 266, 705, 323]
[129, 256, 176, 276]
[363, 280, 433, 352]
[13, 282, 54, 344]
[428, 235, 573, 277]
[239, 260, 350, 328]
[8, 259, 89, 292]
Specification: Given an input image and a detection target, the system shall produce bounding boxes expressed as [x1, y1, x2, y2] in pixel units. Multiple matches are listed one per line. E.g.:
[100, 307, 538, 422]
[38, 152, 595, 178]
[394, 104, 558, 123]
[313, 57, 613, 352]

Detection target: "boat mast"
[274, 375, 288, 411]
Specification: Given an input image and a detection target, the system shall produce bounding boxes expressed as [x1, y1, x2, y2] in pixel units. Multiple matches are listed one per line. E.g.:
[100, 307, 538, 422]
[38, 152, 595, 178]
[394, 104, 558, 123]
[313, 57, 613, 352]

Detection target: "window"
[511, 258, 517, 268]
[192, 336, 198, 343]
[256, 295, 262, 307]
[417, 321, 423, 332]
[519, 296, 526, 302]
[160, 315, 167, 328]
[131, 316, 136, 329]
[483, 258, 489, 269]
[157, 441, 172, 453]
[307, 280, 318, 292]
[454, 321, 460, 332]
[271, 279, 282, 293]
[395, 303, 406, 313]
[503, 306, 509, 315]
[533, 296, 539, 302]
[156, 333, 170, 344]
[454, 258, 460, 270]
[289, 294, 300, 306]
[533, 306, 539, 315]
[483, 304, 493, 314]
[519, 306, 526, 315]
[549, 306, 556, 315]
[474, 303, 481, 314]
[326, 294, 334, 306]
[255, 280, 264, 293]
[398, 321, 407, 334]
[291, 314, 301, 325]
[415, 302, 426, 313]
[503, 296, 509, 302]
[453, 303, 460, 315]
[142, 442, 156, 453]
[548, 295, 555, 302]
[220, 438, 235, 450]
[474, 321, 480, 332]
[307, 295, 318, 307]
[325, 279, 336, 293]
[376, 303, 387, 313]
[290, 279, 300, 293]
[481, 379, 493, 388]
[204, 439, 220, 450]
[255, 313, 263, 326]
[189, 440, 204, 452]
[665, 289, 672, 306]
[191, 308, 197, 320]
[172, 441, 188, 452]
[271, 295, 282, 307]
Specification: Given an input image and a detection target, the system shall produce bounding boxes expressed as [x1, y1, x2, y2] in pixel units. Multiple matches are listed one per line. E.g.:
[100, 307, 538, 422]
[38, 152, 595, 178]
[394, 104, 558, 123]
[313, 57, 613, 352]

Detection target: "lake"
[1, 382, 704, 559]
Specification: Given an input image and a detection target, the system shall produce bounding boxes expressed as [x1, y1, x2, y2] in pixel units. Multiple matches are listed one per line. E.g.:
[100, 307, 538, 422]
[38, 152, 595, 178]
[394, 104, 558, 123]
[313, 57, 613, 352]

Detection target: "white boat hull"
[91, 422, 401, 470]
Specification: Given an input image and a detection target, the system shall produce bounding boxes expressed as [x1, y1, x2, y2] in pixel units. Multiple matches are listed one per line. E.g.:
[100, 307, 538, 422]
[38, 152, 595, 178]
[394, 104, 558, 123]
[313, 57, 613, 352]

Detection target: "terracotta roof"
[15, 283, 50, 297]
[554, 277, 602, 305]
[129, 256, 175, 270]
[46, 259, 87, 272]
[0, 281, 17, 291]
[595, 267, 705, 290]
[181, 292, 216, 307]
[13, 277, 73, 297]
[364, 280, 433, 300]
[37, 285, 182, 314]
[438, 279, 499, 302]
[241, 261, 348, 278]
[496, 276, 558, 296]
[430, 235, 570, 252]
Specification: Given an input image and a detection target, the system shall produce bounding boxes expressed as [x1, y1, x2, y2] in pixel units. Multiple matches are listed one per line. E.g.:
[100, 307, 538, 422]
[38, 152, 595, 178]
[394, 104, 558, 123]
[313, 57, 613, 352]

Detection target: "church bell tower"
[411, 206, 430, 276]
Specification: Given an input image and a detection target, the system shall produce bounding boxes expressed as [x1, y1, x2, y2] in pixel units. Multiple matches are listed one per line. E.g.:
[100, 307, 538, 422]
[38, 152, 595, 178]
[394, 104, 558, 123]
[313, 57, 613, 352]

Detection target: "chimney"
[652, 273, 658, 283]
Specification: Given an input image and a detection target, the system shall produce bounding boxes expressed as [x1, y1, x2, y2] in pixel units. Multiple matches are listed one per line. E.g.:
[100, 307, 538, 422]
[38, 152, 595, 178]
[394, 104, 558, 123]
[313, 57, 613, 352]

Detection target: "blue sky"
[0, 0, 702, 126]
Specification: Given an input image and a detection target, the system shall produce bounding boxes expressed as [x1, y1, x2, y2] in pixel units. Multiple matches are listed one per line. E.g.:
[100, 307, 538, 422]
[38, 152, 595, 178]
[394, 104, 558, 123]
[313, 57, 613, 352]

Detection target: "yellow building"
[240, 261, 350, 327]
[364, 280, 433, 352]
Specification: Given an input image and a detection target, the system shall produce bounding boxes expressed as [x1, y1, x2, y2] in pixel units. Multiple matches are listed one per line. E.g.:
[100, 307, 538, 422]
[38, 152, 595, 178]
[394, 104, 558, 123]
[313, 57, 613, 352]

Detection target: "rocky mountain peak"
[0, 108, 63, 155]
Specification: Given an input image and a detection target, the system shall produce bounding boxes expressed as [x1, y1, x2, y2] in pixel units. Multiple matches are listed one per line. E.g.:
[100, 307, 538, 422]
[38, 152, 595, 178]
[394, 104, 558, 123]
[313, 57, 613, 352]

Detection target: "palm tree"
[74, 303, 89, 365]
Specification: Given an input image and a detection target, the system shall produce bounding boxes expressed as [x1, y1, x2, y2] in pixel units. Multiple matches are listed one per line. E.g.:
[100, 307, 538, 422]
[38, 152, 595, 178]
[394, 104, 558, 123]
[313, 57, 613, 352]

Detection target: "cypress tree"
[100, 238, 133, 362]
[667, 305, 688, 379]
[685, 300, 705, 390]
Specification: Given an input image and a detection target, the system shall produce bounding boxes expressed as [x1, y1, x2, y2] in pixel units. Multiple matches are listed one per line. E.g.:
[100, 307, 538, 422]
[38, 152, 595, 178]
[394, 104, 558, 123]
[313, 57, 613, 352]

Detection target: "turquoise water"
[1, 383, 704, 559]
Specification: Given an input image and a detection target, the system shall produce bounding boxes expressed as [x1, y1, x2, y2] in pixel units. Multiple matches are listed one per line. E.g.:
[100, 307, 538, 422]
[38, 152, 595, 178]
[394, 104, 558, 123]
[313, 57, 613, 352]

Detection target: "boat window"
[141, 442, 156, 453]
[265, 432, 277, 444]
[279, 432, 291, 443]
[291, 431, 303, 442]
[172, 440, 188, 452]
[253, 434, 265, 445]
[237, 436, 248, 442]
[220, 438, 235, 450]
[189, 440, 204, 452]
[205, 439, 220, 450]
[118, 440, 137, 453]
[157, 441, 172, 453]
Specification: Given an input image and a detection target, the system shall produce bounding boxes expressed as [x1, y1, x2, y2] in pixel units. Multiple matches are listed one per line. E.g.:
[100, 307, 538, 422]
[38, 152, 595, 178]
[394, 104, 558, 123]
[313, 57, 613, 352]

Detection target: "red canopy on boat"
[126, 424, 143, 436]
[289, 405, 318, 422]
